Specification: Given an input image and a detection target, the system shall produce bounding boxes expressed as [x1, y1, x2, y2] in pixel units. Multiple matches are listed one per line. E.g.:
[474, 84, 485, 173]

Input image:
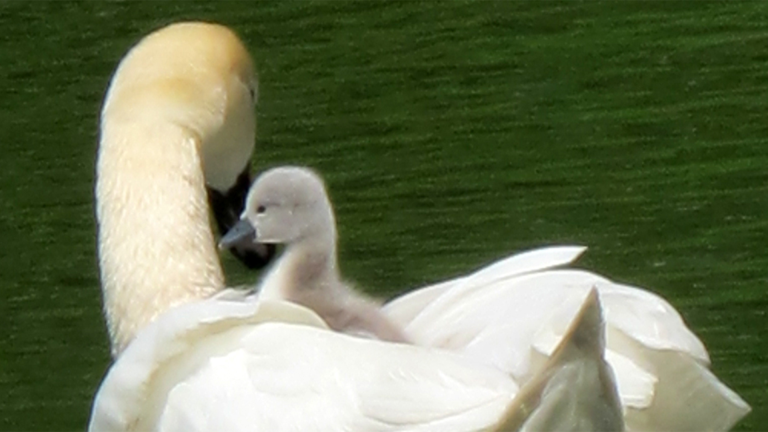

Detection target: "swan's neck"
[259, 233, 340, 303]
[96, 121, 224, 356]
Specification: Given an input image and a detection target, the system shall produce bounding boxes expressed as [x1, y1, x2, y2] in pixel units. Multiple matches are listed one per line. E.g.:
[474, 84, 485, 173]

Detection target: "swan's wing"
[88, 299, 328, 431]
[159, 323, 518, 432]
[388, 270, 599, 379]
[383, 246, 750, 431]
[384, 245, 587, 326]
[596, 280, 709, 363]
[383, 279, 456, 326]
[494, 289, 624, 432]
[526, 273, 750, 430]
[607, 329, 751, 431]
[90, 298, 520, 432]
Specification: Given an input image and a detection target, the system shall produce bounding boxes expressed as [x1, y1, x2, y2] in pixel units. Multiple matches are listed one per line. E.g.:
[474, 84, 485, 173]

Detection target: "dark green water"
[1, 1, 765, 430]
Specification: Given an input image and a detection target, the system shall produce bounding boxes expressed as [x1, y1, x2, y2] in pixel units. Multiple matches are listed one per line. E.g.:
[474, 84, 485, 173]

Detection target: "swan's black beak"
[219, 219, 256, 250]
[207, 168, 275, 269]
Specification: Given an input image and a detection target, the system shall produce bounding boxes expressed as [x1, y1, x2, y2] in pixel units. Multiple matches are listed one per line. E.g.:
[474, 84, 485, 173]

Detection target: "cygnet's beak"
[219, 218, 257, 250]
[208, 169, 275, 269]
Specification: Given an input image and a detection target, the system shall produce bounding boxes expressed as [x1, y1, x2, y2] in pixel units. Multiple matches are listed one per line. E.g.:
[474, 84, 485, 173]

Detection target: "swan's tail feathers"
[597, 292, 751, 430]
[615, 330, 752, 431]
[492, 289, 625, 432]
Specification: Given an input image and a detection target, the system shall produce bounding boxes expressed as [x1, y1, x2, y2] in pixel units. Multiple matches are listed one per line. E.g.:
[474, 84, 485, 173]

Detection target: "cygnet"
[220, 166, 409, 343]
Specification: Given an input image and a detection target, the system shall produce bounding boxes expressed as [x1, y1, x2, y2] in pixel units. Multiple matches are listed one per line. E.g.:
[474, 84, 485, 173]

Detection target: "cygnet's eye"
[256, 205, 266, 214]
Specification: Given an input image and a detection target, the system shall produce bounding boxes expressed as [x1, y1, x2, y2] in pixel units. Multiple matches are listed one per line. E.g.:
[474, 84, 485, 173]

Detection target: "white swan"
[89, 22, 621, 431]
[219, 166, 409, 343]
[88, 21, 748, 432]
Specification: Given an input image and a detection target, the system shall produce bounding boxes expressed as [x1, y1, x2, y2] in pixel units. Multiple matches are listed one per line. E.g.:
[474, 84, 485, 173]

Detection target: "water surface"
[0, 1, 765, 430]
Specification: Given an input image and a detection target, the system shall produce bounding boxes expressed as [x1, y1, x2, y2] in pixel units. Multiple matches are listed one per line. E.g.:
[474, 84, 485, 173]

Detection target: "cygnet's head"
[100, 22, 272, 268]
[219, 166, 336, 249]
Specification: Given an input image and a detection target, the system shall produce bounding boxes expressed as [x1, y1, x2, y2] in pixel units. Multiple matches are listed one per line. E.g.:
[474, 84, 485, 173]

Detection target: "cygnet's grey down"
[220, 166, 409, 343]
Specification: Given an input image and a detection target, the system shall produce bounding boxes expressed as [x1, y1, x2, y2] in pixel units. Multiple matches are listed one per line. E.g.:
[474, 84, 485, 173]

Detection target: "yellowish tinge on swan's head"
[102, 21, 257, 191]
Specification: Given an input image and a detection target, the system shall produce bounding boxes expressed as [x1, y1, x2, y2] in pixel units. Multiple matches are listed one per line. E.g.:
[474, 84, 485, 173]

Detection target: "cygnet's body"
[221, 166, 409, 342]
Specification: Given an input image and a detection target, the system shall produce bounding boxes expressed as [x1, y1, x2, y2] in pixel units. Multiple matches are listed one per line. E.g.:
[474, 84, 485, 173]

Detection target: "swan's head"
[100, 21, 273, 268]
[102, 21, 257, 190]
[219, 166, 336, 250]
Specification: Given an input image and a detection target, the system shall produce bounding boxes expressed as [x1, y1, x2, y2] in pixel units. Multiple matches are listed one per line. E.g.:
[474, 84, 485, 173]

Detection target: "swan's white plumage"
[90, 298, 523, 432]
[89, 300, 327, 431]
[384, 246, 750, 430]
[90, 270, 627, 432]
[386, 247, 588, 327]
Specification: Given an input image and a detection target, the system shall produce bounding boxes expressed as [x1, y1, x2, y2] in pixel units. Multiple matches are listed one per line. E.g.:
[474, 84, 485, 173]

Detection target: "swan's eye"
[256, 205, 266, 214]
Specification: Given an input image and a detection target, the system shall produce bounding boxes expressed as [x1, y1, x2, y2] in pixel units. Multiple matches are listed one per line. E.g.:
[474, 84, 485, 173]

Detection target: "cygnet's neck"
[96, 121, 224, 356]
[259, 229, 341, 304]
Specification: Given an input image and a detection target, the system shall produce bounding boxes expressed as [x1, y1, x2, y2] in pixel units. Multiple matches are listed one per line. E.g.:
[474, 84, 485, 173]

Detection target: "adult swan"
[89, 22, 748, 431]
[90, 22, 619, 432]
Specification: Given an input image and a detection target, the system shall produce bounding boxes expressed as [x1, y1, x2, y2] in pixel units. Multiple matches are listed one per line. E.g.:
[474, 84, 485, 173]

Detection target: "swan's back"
[89, 299, 520, 432]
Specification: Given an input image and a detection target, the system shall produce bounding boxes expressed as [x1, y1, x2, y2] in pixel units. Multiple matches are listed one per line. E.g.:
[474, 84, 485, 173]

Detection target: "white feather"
[384, 247, 751, 431]
[90, 299, 521, 432]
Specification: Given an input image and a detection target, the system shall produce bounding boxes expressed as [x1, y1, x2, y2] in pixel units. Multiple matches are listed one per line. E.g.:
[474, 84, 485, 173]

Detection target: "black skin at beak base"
[207, 167, 276, 269]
